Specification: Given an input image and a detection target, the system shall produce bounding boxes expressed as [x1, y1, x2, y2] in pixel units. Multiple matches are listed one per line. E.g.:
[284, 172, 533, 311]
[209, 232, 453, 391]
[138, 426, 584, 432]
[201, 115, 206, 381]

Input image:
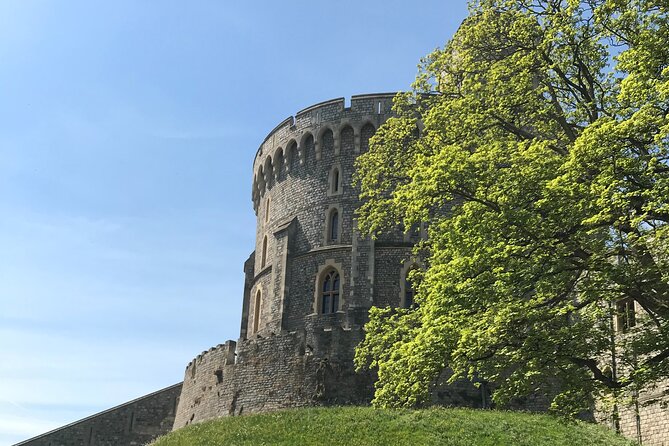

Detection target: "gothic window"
[400, 263, 420, 309]
[261, 235, 268, 268]
[327, 209, 339, 243]
[321, 270, 340, 314]
[328, 165, 342, 196]
[404, 274, 416, 309]
[253, 290, 262, 334]
[616, 298, 636, 332]
[332, 168, 340, 193]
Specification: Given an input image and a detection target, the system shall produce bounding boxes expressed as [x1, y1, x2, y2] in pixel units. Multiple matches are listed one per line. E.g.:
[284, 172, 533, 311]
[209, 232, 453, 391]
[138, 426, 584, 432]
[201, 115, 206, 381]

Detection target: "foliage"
[354, 0, 669, 417]
[150, 407, 634, 446]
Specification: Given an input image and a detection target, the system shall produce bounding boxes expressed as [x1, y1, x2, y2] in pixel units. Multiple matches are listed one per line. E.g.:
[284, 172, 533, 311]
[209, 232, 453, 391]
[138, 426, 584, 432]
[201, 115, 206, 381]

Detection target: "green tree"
[354, 0, 669, 418]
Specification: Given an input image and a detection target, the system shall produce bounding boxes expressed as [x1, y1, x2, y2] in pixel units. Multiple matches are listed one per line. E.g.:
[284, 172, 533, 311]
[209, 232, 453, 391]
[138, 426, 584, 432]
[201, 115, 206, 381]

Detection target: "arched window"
[253, 290, 262, 334]
[404, 273, 416, 309]
[331, 167, 341, 194]
[328, 165, 342, 196]
[333, 168, 339, 193]
[261, 235, 268, 268]
[321, 270, 340, 314]
[265, 198, 270, 223]
[400, 262, 420, 309]
[329, 209, 339, 243]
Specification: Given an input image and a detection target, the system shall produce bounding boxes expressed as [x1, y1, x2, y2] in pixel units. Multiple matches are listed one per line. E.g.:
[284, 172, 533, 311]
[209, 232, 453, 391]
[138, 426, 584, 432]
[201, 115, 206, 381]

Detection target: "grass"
[151, 406, 635, 446]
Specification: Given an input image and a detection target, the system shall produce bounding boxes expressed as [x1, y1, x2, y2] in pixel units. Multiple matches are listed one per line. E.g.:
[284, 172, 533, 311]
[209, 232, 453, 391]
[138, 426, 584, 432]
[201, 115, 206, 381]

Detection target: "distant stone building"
[14, 94, 668, 446]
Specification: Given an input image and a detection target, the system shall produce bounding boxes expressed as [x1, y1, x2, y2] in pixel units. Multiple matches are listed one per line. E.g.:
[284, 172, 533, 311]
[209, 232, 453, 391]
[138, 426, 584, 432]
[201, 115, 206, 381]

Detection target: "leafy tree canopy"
[354, 0, 669, 417]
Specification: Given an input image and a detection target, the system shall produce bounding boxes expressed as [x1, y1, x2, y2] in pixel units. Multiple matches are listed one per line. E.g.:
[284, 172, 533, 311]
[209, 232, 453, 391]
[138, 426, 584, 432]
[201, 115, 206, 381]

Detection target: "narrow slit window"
[261, 236, 268, 268]
[253, 290, 262, 334]
[333, 169, 340, 193]
[404, 275, 415, 309]
[329, 210, 339, 243]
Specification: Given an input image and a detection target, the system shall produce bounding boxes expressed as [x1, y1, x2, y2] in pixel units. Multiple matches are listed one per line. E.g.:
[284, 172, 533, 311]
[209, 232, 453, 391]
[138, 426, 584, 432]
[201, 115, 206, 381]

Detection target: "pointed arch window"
[329, 210, 339, 243]
[253, 290, 262, 334]
[404, 273, 416, 309]
[328, 165, 343, 196]
[332, 168, 340, 193]
[261, 235, 268, 268]
[321, 270, 340, 314]
[400, 263, 420, 309]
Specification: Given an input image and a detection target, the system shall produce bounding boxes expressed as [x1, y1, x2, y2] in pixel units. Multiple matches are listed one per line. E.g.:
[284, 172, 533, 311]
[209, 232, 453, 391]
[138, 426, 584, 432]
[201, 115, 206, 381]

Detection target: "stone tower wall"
[172, 327, 373, 429]
[248, 94, 406, 334]
[173, 94, 420, 428]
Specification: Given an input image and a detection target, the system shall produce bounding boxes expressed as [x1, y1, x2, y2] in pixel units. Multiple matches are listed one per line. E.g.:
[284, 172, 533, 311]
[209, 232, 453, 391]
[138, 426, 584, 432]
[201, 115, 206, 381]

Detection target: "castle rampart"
[14, 384, 182, 446]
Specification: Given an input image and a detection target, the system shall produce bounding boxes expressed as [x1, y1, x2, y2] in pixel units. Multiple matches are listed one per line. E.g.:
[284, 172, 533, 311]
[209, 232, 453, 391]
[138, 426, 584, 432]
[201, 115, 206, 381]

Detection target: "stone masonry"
[14, 384, 181, 446]
[14, 94, 669, 445]
[173, 93, 418, 427]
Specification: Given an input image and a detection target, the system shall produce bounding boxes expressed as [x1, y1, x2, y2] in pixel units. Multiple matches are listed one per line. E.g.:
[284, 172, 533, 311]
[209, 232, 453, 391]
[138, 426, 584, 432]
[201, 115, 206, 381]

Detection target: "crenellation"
[251, 94, 400, 212]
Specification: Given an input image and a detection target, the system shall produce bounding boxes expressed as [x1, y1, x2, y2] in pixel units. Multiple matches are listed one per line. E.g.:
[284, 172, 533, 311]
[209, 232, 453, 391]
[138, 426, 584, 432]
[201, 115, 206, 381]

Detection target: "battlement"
[173, 326, 371, 429]
[251, 93, 397, 211]
[184, 340, 237, 373]
[183, 325, 362, 373]
[255, 93, 397, 160]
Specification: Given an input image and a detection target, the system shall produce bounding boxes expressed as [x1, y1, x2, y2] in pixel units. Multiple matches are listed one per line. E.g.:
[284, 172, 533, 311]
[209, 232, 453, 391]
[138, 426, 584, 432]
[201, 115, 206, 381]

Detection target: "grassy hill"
[151, 406, 634, 446]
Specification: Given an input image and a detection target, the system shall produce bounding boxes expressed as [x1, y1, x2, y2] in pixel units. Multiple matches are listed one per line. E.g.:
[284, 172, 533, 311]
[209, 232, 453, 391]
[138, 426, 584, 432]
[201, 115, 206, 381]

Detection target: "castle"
[14, 94, 669, 446]
[15, 93, 434, 445]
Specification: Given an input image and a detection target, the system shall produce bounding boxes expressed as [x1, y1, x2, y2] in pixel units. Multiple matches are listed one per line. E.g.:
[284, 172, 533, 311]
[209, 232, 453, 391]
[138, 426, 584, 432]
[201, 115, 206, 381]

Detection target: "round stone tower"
[173, 94, 422, 428]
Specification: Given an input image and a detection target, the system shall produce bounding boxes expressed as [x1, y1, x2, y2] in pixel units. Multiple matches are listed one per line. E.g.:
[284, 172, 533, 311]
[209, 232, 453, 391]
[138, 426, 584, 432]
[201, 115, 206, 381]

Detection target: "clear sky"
[0, 1, 468, 444]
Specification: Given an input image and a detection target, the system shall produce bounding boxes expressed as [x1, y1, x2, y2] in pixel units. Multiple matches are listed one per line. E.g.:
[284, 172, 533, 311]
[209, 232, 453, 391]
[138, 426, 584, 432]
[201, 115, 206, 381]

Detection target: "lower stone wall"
[173, 326, 373, 429]
[14, 383, 182, 446]
[597, 380, 669, 446]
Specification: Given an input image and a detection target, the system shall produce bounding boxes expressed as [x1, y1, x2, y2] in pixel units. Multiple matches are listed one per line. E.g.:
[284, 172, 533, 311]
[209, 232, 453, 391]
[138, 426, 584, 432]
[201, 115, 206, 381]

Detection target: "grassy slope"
[152, 407, 634, 446]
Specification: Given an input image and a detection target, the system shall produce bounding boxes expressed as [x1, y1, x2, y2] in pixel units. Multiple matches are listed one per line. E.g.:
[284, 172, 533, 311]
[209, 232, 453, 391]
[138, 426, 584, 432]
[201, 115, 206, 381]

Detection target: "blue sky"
[0, 1, 468, 444]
